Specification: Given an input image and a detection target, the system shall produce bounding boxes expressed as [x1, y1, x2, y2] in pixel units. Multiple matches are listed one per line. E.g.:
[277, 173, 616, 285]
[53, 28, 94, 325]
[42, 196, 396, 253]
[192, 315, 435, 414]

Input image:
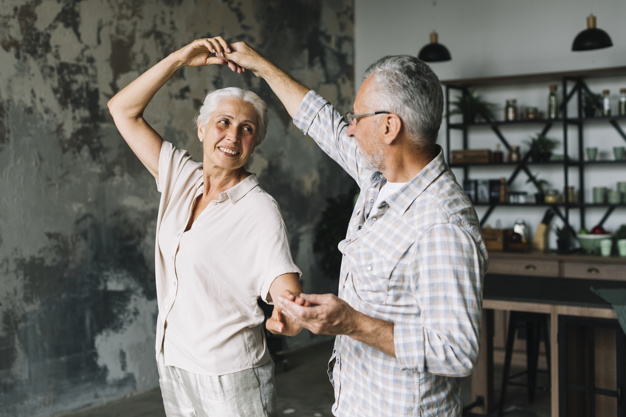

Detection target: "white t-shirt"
[373, 181, 406, 209]
[154, 141, 301, 375]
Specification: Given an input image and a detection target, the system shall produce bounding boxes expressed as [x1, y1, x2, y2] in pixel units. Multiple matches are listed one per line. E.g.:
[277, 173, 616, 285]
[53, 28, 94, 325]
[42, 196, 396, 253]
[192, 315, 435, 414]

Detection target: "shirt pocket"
[349, 232, 414, 305]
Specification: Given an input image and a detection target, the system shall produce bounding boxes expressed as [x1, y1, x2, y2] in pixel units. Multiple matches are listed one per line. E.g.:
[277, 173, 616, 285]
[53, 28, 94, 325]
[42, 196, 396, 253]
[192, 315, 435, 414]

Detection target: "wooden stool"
[498, 311, 551, 416]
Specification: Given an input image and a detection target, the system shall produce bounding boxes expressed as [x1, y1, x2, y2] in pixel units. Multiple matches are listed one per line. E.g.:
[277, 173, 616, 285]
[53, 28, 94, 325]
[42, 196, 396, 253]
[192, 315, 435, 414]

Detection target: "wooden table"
[469, 273, 622, 416]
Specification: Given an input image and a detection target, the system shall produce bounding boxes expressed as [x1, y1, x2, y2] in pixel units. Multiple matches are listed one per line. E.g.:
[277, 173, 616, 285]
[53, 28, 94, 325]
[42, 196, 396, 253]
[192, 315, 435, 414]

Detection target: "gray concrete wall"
[0, 1, 354, 416]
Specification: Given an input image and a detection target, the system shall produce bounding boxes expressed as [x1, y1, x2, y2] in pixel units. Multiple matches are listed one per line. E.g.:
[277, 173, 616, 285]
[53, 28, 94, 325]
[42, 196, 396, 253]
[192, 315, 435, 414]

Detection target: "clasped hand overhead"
[174, 36, 245, 73]
[175, 36, 266, 75]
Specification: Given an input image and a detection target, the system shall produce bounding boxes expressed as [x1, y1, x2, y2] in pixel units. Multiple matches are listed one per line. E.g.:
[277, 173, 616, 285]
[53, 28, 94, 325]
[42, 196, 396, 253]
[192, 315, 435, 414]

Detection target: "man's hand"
[278, 293, 396, 357]
[277, 293, 360, 336]
[265, 290, 307, 336]
[226, 41, 309, 118]
[225, 41, 269, 77]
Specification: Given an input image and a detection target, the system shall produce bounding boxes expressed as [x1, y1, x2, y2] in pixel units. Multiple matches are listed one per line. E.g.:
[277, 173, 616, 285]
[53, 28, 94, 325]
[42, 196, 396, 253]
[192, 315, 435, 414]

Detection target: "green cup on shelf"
[608, 190, 622, 205]
[618, 181, 626, 198]
[593, 186, 607, 204]
[586, 147, 598, 161]
[614, 146, 625, 161]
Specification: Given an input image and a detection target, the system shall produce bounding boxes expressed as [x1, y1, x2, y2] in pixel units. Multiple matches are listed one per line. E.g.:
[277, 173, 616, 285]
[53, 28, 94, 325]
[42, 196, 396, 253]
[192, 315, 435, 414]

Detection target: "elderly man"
[224, 41, 488, 416]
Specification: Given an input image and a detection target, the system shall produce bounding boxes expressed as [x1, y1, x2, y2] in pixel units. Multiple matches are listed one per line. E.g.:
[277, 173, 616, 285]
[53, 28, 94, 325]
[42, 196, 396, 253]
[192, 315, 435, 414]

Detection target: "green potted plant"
[526, 173, 549, 204]
[583, 90, 603, 118]
[449, 89, 497, 123]
[524, 133, 560, 163]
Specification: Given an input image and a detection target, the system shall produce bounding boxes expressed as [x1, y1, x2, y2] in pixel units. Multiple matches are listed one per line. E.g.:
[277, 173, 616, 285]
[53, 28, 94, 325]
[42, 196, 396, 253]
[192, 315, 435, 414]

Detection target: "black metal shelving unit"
[443, 67, 626, 234]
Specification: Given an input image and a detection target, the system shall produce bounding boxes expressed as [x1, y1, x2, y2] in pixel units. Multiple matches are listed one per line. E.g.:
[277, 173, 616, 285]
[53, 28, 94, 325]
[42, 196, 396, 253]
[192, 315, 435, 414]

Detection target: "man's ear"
[381, 114, 402, 145]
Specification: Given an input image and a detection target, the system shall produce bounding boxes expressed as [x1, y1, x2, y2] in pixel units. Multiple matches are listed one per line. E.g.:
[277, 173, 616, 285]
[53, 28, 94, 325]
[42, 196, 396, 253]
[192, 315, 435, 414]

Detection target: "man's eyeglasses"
[344, 111, 391, 125]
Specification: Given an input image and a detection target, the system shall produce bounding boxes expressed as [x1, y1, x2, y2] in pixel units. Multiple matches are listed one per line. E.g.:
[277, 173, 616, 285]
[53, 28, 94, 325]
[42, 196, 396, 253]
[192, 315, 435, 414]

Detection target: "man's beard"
[359, 143, 385, 171]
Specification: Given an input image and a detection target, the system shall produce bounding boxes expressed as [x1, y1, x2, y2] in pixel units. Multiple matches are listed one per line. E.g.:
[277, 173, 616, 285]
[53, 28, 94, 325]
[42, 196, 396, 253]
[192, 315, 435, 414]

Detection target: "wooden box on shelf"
[508, 241, 530, 252]
[482, 228, 513, 251]
[451, 149, 491, 164]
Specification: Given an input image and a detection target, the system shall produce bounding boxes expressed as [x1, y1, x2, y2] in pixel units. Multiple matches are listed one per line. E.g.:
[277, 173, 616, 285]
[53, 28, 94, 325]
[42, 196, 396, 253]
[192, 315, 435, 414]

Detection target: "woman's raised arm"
[107, 37, 241, 180]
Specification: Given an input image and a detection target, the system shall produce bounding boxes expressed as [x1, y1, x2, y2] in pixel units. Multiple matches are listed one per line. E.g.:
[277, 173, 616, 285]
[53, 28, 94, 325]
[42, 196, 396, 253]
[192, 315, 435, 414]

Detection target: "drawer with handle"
[487, 258, 559, 277]
[562, 262, 625, 280]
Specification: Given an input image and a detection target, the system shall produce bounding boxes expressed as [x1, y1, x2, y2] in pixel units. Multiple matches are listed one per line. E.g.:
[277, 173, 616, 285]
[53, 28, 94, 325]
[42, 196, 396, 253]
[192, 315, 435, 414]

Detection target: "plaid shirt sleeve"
[394, 221, 483, 377]
[293, 90, 369, 186]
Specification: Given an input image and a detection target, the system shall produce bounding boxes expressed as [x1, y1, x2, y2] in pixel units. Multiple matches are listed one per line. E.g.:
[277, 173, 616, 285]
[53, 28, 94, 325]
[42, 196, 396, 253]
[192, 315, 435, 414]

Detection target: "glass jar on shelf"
[504, 99, 518, 121]
[544, 189, 559, 204]
[508, 145, 520, 163]
[526, 107, 538, 120]
[566, 186, 577, 204]
[619, 88, 626, 116]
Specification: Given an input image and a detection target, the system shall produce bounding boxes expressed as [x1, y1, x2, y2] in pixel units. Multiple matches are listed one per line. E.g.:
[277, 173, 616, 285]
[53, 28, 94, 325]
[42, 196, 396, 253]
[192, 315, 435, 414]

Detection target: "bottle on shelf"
[619, 88, 626, 116]
[499, 178, 508, 203]
[493, 143, 503, 163]
[602, 89, 611, 116]
[504, 99, 518, 121]
[548, 84, 558, 119]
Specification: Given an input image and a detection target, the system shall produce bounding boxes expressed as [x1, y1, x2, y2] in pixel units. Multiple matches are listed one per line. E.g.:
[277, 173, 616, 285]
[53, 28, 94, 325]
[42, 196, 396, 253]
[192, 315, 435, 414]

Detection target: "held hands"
[265, 290, 308, 337]
[175, 37, 245, 73]
[224, 42, 268, 77]
[276, 293, 360, 337]
[176, 37, 271, 79]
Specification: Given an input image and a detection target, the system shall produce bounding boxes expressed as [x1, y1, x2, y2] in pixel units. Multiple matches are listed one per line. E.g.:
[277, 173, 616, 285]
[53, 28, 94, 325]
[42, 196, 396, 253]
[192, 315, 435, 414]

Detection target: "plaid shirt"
[294, 91, 488, 416]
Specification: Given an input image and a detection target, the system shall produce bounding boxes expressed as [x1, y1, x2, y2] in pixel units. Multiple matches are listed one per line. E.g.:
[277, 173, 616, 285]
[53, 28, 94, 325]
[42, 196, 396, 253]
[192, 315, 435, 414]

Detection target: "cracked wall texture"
[0, 1, 354, 415]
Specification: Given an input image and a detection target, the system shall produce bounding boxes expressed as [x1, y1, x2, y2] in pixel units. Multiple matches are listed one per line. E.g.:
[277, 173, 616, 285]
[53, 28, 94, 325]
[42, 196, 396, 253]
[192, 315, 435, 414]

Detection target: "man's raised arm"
[226, 42, 309, 117]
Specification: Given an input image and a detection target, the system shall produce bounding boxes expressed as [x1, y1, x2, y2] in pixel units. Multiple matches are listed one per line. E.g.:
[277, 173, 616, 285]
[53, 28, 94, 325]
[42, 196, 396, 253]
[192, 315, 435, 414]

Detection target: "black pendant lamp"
[418, 31, 451, 62]
[572, 14, 613, 51]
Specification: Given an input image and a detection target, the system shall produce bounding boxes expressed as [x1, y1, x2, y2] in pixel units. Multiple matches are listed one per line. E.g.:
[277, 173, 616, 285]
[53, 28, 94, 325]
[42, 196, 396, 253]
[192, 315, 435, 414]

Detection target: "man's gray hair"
[195, 87, 268, 145]
[363, 55, 443, 148]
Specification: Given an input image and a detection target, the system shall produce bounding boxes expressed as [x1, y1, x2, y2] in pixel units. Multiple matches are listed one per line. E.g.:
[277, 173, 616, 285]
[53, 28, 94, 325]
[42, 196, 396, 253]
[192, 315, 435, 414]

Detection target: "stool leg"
[499, 313, 518, 416]
[543, 317, 551, 390]
[526, 321, 539, 403]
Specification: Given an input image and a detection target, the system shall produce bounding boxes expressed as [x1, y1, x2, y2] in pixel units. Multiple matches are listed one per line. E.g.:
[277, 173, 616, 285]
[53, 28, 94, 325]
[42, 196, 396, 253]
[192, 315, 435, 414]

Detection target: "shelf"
[581, 160, 626, 165]
[450, 115, 626, 128]
[449, 119, 563, 128]
[441, 66, 626, 87]
[445, 67, 626, 232]
[474, 203, 626, 208]
[450, 161, 580, 168]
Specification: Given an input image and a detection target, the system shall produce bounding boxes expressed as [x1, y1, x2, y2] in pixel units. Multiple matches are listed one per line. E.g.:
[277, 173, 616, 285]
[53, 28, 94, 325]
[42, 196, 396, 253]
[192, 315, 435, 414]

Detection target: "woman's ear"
[197, 123, 204, 142]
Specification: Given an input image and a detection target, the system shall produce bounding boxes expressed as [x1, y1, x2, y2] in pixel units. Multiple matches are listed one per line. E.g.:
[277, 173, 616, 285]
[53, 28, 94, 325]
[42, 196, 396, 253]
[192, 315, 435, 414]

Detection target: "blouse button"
[366, 265, 372, 271]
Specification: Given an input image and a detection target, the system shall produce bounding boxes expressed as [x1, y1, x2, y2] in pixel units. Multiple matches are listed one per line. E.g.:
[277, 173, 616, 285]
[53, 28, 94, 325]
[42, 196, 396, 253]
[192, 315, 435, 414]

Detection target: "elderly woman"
[107, 37, 303, 417]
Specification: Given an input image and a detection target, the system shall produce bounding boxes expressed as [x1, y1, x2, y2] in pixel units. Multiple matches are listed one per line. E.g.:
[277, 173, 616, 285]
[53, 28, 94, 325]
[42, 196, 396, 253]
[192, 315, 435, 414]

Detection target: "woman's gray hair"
[195, 87, 268, 145]
[363, 55, 443, 148]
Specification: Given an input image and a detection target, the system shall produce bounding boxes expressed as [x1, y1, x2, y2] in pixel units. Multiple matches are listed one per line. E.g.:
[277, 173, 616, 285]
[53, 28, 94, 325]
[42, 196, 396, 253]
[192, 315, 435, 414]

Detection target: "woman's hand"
[174, 37, 245, 73]
[266, 290, 308, 336]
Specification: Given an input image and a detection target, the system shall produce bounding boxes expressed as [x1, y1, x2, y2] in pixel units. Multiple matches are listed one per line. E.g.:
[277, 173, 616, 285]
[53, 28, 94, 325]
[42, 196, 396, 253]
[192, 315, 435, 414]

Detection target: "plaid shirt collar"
[369, 146, 446, 215]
